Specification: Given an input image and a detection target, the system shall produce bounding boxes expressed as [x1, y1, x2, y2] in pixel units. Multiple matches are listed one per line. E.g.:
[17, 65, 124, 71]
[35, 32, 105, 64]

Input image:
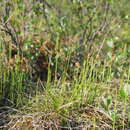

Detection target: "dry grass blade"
[58, 100, 79, 110]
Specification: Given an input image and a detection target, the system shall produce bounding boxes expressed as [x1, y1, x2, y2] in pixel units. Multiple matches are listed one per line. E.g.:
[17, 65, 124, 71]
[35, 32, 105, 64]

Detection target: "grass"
[0, 0, 130, 129]
[1, 59, 129, 129]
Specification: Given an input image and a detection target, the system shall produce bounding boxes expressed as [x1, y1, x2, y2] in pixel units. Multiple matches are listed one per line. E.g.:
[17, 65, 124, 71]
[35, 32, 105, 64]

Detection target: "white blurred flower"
[115, 37, 119, 40]
[124, 83, 130, 96]
[107, 39, 114, 48]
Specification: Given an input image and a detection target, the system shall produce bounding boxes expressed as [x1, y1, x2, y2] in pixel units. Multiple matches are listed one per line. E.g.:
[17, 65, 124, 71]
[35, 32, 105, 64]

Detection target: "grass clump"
[0, 0, 130, 129]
